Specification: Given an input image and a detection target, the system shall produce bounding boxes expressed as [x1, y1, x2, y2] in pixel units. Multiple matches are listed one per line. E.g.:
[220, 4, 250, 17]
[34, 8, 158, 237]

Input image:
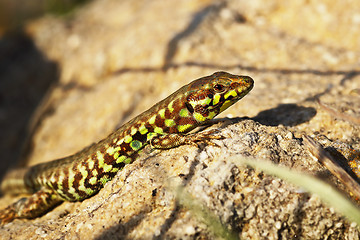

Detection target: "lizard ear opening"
[185, 102, 194, 114]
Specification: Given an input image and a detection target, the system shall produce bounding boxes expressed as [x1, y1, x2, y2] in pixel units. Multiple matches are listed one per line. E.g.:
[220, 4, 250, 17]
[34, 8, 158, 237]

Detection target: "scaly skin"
[0, 71, 253, 224]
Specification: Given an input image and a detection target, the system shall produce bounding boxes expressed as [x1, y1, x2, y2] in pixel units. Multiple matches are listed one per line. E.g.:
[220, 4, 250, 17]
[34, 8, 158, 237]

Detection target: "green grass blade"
[230, 156, 360, 226]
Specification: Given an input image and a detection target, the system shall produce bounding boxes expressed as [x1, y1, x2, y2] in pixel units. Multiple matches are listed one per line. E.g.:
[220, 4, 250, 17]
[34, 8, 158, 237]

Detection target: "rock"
[0, 0, 359, 239]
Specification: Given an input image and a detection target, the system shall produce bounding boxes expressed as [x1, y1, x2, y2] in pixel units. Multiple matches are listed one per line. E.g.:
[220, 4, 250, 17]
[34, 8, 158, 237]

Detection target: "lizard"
[0, 71, 253, 224]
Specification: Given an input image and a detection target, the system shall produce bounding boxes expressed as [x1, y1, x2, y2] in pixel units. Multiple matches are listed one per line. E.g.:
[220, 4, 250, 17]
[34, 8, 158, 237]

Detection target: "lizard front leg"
[0, 189, 62, 224]
[149, 130, 223, 149]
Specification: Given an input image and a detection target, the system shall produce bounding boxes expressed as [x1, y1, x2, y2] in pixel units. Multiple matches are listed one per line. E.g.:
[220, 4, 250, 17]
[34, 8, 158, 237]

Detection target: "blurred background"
[0, 0, 92, 178]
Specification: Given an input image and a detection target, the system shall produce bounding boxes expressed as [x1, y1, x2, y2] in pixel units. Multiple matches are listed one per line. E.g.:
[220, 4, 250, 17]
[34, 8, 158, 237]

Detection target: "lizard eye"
[185, 102, 194, 113]
[213, 84, 226, 93]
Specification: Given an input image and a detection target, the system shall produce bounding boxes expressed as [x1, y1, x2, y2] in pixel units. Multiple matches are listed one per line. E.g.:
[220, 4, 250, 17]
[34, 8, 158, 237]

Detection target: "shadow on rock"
[252, 104, 316, 127]
[0, 31, 59, 179]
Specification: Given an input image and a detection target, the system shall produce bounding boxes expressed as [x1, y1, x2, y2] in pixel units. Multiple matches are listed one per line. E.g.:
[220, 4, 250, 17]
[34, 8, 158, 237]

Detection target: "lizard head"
[144, 71, 254, 134]
[185, 71, 254, 123]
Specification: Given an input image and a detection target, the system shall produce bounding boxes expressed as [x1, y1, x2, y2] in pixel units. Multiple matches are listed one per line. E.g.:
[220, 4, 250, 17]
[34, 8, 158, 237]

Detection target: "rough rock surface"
[0, 0, 359, 239]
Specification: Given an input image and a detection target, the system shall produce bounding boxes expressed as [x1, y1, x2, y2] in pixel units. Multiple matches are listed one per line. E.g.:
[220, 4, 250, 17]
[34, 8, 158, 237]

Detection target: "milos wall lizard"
[0, 71, 253, 224]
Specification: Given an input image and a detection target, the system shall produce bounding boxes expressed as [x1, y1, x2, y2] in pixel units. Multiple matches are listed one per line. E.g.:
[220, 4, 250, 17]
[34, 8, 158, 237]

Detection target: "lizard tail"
[1, 168, 30, 196]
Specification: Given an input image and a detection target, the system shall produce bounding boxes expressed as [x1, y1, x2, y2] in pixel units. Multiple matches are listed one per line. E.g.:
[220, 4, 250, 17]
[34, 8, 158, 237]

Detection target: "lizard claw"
[0, 206, 17, 225]
[185, 130, 225, 147]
